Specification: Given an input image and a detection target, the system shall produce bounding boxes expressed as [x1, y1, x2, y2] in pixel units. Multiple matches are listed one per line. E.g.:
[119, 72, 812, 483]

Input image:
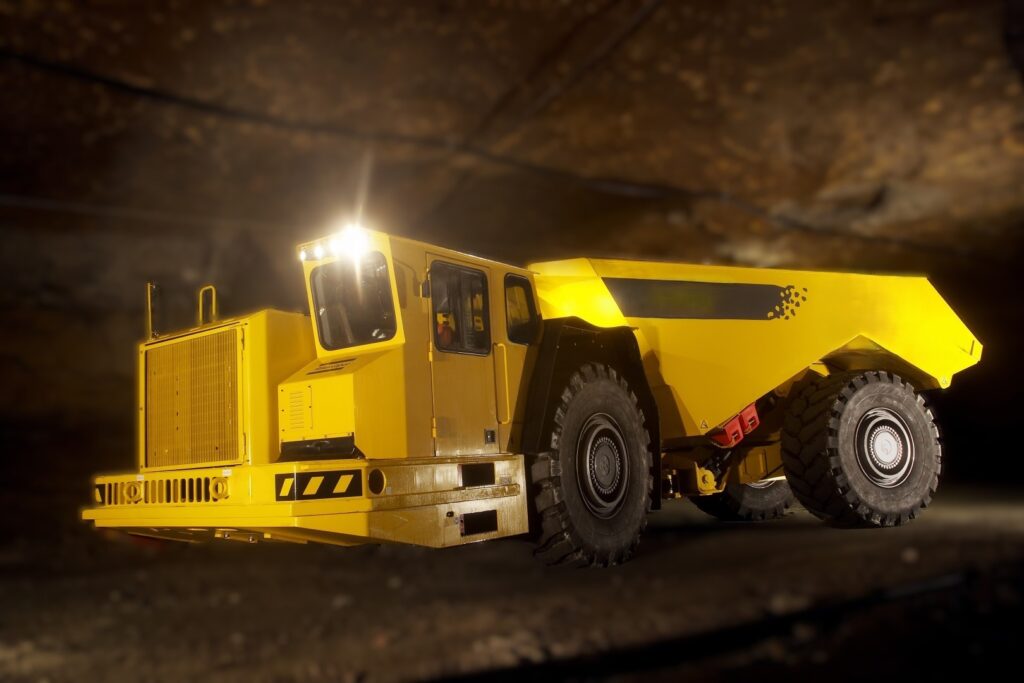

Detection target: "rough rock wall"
[0, 2, 1021, 471]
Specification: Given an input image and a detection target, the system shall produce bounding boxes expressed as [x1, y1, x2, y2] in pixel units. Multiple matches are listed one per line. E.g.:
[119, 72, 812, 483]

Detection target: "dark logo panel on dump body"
[602, 278, 808, 321]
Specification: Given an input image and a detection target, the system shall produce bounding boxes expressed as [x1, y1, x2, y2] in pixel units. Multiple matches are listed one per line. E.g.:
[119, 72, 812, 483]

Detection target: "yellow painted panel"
[334, 474, 354, 494]
[352, 349, 409, 459]
[530, 258, 981, 437]
[427, 253, 499, 456]
[278, 363, 357, 444]
[303, 475, 324, 496]
[390, 238, 438, 460]
[243, 310, 316, 465]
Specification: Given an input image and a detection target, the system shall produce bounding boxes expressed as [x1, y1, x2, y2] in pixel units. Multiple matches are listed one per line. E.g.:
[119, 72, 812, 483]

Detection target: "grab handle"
[197, 285, 218, 326]
[494, 342, 512, 425]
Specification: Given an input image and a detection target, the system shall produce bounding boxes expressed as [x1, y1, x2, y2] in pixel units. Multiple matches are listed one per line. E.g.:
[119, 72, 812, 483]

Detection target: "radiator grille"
[100, 476, 227, 506]
[145, 329, 240, 468]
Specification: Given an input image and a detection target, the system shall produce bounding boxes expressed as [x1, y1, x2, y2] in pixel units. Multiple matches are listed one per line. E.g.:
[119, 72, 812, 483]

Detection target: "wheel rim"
[855, 407, 915, 489]
[745, 480, 778, 490]
[575, 413, 630, 518]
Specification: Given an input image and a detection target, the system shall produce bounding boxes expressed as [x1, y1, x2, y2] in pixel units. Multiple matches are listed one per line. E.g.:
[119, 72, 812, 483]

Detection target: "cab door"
[494, 273, 541, 452]
[427, 255, 499, 456]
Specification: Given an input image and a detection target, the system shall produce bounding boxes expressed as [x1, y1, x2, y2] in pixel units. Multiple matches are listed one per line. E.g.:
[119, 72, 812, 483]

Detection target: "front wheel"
[781, 371, 941, 527]
[530, 363, 654, 567]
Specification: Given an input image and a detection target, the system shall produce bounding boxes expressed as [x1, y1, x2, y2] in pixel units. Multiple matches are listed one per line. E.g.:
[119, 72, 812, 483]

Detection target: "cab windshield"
[310, 252, 397, 350]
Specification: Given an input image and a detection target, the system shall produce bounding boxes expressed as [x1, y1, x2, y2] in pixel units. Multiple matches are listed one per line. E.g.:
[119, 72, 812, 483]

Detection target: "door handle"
[494, 342, 511, 425]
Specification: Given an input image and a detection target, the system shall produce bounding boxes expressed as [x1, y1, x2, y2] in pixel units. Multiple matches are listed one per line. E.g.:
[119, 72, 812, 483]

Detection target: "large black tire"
[781, 371, 941, 527]
[530, 363, 654, 567]
[690, 480, 795, 521]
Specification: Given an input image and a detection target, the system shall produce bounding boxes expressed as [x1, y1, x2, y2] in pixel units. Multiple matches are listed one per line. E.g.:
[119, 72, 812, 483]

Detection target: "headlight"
[300, 224, 371, 263]
[332, 223, 369, 259]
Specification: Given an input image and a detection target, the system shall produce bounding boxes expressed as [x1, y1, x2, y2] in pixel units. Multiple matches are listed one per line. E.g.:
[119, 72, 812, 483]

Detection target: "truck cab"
[282, 226, 540, 462]
[85, 227, 536, 548]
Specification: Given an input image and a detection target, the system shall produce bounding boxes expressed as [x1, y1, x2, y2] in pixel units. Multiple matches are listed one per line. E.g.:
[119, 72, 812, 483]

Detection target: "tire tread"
[531, 363, 654, 567]
[780, 371, 941, 528]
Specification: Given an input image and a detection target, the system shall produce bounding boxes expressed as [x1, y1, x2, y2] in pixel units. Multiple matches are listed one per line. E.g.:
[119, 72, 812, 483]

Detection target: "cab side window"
[431, 262, 490, 354]
[505, 274, 539, 345]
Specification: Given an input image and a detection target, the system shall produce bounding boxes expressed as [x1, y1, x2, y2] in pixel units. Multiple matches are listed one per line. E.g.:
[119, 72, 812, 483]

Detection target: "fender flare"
[520, 317, 662, 509]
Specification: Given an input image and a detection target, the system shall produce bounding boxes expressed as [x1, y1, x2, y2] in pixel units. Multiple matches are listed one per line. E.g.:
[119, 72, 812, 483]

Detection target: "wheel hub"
[869, 425, 902, 468]
[589, 436, 622, 494]
[855, 408, 915, 488]
[576, 414, 630, 518]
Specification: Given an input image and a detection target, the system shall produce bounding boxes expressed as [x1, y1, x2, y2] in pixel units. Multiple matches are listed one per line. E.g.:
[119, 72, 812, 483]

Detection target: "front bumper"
[82, 455, 528, 548]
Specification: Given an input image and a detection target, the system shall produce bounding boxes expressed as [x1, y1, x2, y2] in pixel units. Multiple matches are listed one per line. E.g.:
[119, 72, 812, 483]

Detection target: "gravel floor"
[1, 487, 1022, 682]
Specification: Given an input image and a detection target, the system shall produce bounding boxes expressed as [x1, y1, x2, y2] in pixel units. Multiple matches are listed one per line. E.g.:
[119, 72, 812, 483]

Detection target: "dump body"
[530, 258, 982, 439]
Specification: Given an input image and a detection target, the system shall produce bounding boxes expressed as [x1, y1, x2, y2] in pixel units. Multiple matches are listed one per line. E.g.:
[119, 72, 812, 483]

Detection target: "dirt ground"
[1, 485, 1022, 682]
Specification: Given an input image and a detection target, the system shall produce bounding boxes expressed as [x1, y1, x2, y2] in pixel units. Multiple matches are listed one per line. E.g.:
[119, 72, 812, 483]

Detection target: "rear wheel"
[781, 371, 941, 527]
[690, 480, 795, 521]
[530, 363, 654, 567]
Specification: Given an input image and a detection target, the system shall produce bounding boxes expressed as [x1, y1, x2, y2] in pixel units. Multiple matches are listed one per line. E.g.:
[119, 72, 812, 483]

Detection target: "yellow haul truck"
[83, 227, 982, 566]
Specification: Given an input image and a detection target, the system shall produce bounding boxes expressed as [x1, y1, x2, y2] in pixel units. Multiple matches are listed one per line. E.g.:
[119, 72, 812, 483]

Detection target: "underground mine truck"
[82, 226, 982, 566]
